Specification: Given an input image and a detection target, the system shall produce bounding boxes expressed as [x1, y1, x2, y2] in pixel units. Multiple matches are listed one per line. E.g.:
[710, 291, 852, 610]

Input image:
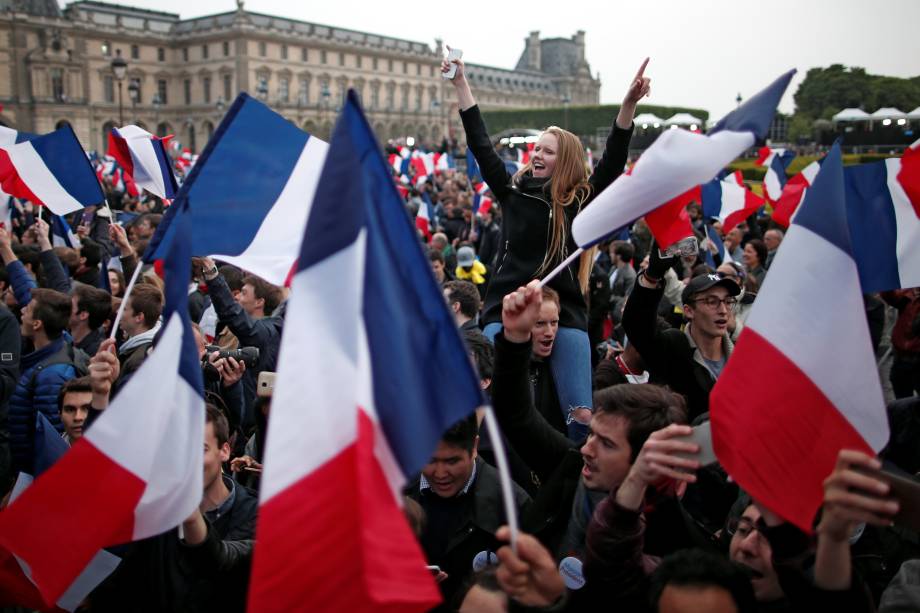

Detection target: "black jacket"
[621, 278, 732, 421]
[460, 105, 633, 331]
[407, 457, 531, 606]
[491, 331, 584, 554]
[476, 220, 503, 271]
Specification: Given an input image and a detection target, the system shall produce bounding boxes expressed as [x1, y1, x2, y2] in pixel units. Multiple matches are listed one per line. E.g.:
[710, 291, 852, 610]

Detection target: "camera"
[202, 345, 260, 382]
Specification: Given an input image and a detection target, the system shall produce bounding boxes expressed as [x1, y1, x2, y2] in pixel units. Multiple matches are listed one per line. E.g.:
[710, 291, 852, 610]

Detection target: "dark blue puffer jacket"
[9, 337, 80, 475]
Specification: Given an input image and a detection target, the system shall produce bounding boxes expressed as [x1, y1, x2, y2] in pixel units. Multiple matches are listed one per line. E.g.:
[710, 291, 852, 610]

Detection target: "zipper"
[495, 240, 510, 276]
[511, 186, 579, 284]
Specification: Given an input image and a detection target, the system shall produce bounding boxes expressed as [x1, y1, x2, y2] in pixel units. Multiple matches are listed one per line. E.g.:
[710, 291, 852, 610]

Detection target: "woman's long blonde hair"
[513, 126, 596, 293]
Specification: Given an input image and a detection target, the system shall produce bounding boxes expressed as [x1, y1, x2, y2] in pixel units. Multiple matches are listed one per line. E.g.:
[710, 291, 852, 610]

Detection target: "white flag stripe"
[3, 142, 83, 215]
[886, 158, 920, 288]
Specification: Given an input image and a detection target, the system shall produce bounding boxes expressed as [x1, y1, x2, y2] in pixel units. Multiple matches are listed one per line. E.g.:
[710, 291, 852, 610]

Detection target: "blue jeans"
[484, 323, 592, 441]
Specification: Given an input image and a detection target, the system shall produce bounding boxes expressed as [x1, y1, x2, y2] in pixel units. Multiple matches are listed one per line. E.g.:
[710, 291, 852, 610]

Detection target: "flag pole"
[536, 247, 583, 289]
[109, 264, 142, 340]
[481, 405, 519, 553]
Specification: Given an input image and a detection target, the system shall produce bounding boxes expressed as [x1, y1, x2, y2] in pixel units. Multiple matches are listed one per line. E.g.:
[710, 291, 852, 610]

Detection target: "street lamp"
[152, 92, 162, 135]
[256, 77, 268, 100]
[111, 49, 127, 125]
[562, 93, 571, 130]
[736, 92, 743, 108]
[127, 79, 139, 124]
[320, 84, 331, 139]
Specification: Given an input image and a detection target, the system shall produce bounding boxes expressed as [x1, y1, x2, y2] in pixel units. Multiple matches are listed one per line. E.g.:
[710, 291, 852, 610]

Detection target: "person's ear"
[220, 442, 231, 463]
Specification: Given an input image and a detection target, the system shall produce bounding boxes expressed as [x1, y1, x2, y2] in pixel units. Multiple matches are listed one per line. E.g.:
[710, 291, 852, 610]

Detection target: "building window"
[373, 57, 378, 70]
[130, 44, 139, 60]
[157, 47, 165, 62]
[259, 41, 267, 57]
[281, 44, 288, 60]
[129, 77, 142, 104]
[401, 83, 409, 111]
[402, 61, 407, 74]
[301, 47, 308, 62]
[184, 79, 191, 105]
[339, 52, 345, 67]
[279, 77, 289, 102]
[202, 44, 209, 60]
[356, 55, 362, 69]
[385, 83, 394, 110]
[415, 85, 423, 111]
[388, 59, 393, 72]
[370, 83, 379, 109]
[101, 41, 111, 56]
[157, 79, 167, 104]
[320, 50, 327, 64]
[223, 41, 230, 57]
[182, 47, 189, 62]
[203, 77, 211, 104]
[50, 68, 65, 101]
[103, 75, 114, 103]
[416, 63, 421, 76]
[298, 79, 309, 105]
[223, 74, 232, 102]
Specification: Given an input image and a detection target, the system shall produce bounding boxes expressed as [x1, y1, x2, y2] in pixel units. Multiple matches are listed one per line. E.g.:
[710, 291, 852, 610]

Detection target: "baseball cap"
[457, 246, 476, 267]
[682, 273, 741, 306]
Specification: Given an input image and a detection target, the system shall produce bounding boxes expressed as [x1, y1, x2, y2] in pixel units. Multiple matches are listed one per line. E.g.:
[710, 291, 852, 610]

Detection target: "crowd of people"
[0, 52, 917, 613]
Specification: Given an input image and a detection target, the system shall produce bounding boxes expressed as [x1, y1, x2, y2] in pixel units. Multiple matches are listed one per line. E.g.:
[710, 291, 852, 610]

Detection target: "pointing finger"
[635, 57, 650, 80]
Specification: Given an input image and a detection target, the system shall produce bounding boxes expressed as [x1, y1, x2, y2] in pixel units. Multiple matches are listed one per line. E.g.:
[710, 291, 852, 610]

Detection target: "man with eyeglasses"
[624, 250, 741, 420]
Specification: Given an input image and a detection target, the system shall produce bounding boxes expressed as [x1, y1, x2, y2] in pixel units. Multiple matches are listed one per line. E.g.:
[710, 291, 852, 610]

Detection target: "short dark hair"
[463, 331, 494, 382]
[31, 288, 72, 339]
[14, 245, 41, 275]
[73, 284, 113, 329]
[649, 548, 756, 613]
[80, 238, 103, 268]
[128, 284, 164, 329]
[53, 247, 80, 271]
[444, 280, 481, 319]
[205, 402, 230, 447]
[593, 384, 688, 461]
[58, 376, 92, 412]
[440, 413, 479, 453]
[242, 274, 283, 315]
[428, 248, 444, 265]
[218, 263, 244, 293]
[745, 238, 767, 267]
[613, 241, 635, 262]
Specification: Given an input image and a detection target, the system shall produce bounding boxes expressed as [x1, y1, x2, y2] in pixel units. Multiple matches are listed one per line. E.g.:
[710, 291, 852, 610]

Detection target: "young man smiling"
[623, 251, 741, 420]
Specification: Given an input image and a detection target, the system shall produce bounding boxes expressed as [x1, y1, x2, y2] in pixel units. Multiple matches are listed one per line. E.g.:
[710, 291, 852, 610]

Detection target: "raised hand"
[495, 526, 565, 608]
[624, 57, 652, 104]
[615, 423, 700, 511]
[501, 280, 542, 344]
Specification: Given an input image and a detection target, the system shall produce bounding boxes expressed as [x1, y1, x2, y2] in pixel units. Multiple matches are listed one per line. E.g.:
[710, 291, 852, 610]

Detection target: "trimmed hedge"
[479, 104, 710, 139]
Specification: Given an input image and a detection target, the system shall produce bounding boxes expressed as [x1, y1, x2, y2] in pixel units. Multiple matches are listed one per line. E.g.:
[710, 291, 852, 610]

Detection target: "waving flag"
[898, 139, 920, 217]
[248, 91, 483, 613]
[416, 190, 435, 239]
[0, 203, 204, 606]
[107, 125, 178, 200]
[572, 70, 795, 249]
[702, 177, 766, 233]
[0, 125, 103, 215]
[466, 147, 482, 184]
[763, 154, 788, 202]
[147, 93, 328, 285]
[434, 151, 454, 174]
[771, 160, 822, 227]
[50, 214, 81, 249]
[843, 154, 920, 292]
[755, 146, 795, 168]
[701, 223, 726, 268]
[711, 144, 888, 532]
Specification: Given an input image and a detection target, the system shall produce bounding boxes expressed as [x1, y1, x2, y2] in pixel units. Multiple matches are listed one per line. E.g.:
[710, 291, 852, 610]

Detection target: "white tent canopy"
[663, 112, 703, 126]
[906, 106, 920, 119]
[832, 108, 871, 122]
[869, 107, 906, 119]
[633, 113, 665, 127]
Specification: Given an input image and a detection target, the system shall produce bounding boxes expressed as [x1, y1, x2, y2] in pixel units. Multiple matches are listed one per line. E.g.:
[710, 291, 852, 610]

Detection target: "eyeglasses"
[691, 296, 738, 309]
[726, 517, 763, 540]
[566, 405, 594, 426]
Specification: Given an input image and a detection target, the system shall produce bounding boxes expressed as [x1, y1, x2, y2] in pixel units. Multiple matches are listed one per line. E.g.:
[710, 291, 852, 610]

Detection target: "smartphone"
[442, 48, 462, 80]
[81, 209, 94, 225]
[257, 371, 276, 398]
[426, 565, 441, 576]
[852, 463, 920, 533]
[674, 421, 718, 467]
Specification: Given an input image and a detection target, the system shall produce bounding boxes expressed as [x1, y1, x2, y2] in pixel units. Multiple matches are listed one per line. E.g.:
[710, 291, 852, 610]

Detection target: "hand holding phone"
[673, 422, 718, 467]
[443, 47, 463, 80]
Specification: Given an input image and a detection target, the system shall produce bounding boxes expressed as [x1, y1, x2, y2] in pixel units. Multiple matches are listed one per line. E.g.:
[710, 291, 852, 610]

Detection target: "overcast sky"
[89, 0, 920, 119]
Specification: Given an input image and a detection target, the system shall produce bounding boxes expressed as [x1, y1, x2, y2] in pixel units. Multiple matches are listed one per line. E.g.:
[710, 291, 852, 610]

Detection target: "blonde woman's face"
[532, 133, 559, 178]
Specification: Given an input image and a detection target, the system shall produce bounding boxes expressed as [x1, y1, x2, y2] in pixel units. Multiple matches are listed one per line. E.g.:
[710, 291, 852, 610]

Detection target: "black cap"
[682, 273, 742, 306]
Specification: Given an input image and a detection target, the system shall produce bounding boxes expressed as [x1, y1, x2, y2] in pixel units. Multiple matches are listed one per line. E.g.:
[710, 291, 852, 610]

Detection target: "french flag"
[107, 125, 178, 200]
[571, 70, 795, 249]
[897, 138, 920, 218]
[771, 160, 821, 227]
[50, 214, 81, 249]
[416, 190, 435, 238]
[843, 152, 920, 292]
[248, 91, 483, 613]
[147, 93, 328, 286]
[701, 177, 766, 233]
[0, 125, 103, 215]
[466, 148, 482, 184]
[434, 151, 454, 173]
[755, 145, 795, 168]
[701, 222, 726, 268]
[762, 153, 789, 203]
[0, 200, 204, 606]
[710, 144, 888, 533]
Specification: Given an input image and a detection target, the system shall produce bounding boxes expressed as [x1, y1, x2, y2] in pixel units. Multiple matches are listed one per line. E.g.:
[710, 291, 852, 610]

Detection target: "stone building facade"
[0, 0, 601, 153]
